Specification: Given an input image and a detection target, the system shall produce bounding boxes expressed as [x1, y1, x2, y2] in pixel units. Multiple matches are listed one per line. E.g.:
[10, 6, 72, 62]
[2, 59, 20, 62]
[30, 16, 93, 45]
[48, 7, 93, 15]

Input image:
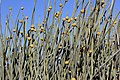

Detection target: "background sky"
[1, 0, 120, 33]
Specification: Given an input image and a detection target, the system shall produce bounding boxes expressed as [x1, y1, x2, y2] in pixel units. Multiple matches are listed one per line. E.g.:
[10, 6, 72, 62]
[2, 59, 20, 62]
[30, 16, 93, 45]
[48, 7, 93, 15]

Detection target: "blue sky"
[1, 0, 120, 33]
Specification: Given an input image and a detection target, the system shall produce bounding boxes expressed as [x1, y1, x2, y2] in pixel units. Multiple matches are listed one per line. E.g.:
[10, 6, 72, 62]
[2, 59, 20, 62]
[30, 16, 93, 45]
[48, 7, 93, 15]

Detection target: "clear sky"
[1, 0, 120, 33]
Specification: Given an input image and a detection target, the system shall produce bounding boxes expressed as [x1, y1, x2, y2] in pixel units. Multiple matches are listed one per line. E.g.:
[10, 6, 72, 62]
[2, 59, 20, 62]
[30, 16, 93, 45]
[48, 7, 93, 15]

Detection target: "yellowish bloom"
[65, 60, 69, 65]
[2, 40, 4, 42]
[41, 38, 44, 41]
[72, 23, 76, 27]
[40, 27, 44, 32]
[70, 18, 73, 21]
[58, 44, 62, 49]
[30, 44, 34, 48]
[10, 36, 12, 39]
[101, 0, 105, 4]
[31, 24, 34, 28]
[6, 37, 9, 40]
[18, 20, 23, 23]
[59, 3, 62, 7]
[55, 14, 59, 18]
[67, 19, 71, 23]
[49, 6, 52, 10]
[13, 29, 16, 32]
[105, 19, 109, 22]
[71, 77, 76, 80]
[65, 16, 69, 20]
[26, 34, 28, 37]
[30, 27, 35, 32]
[81, 9, 85, 13]
[57, 11, 60, 15]
[101, 0, 105, 8]
[68, 70, 71, 73]
[74, 17, 77, 20]
[62, 18, 66, 21]
[27, 37, 31, 41]
[55, 12, 60, 18]
[113, 21, 117, 24]
[95, 7, 98, 12]
[48, 8, 51, 12]
[89, 50, 92, 53]
[96, 31, 100, 36]
[65, 0, 68, 2]
[25, 16, 28, 20]
[20, 31, 23, 34]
